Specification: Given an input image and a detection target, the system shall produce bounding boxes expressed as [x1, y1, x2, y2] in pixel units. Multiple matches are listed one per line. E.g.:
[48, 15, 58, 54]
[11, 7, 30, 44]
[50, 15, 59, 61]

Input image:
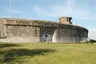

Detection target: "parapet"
[0, 18, 88, 31]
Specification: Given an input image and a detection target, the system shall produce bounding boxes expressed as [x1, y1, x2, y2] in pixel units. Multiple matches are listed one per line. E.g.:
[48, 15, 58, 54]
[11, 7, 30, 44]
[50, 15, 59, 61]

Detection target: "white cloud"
[7, 8, 29, 15]
[88, 29, 96, 40]
[33, 6, 56, 17]
[10, 9, 21, 14]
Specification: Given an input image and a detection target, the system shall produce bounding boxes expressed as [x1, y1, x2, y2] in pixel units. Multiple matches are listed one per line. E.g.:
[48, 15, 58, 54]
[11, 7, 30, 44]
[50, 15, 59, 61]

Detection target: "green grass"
[0, 43, 96, 64]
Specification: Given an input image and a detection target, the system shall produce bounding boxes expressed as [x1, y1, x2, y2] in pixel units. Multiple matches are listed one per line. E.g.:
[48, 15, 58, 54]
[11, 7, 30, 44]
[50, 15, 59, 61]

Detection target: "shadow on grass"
[0, 43, 20, 48]
[1, 48, 56, 62]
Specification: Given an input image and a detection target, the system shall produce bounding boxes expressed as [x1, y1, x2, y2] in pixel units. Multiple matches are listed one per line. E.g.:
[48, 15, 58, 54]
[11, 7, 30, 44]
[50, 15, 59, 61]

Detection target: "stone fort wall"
[0, 18, 88, 43]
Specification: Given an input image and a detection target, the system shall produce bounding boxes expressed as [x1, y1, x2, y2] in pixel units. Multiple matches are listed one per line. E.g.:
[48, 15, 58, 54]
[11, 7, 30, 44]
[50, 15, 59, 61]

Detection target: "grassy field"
[0, 43, 96, 64]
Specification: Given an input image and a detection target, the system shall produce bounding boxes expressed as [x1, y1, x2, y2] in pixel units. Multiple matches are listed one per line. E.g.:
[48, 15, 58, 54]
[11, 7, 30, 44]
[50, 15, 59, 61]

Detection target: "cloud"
[32, 0, 96, 21]
[10, 9, 21, 14]
[88, 29, 96, 39]
[33, 6, 56, 17]
[7, 8, 29, 15]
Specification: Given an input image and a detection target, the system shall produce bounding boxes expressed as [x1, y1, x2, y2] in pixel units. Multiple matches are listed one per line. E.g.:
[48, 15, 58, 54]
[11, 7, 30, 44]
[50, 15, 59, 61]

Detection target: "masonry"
[0, 17, 88, 43]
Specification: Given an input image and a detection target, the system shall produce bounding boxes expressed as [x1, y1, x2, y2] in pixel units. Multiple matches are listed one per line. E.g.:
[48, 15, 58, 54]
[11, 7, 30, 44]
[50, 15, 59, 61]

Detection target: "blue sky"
[0, 0, 96, 39]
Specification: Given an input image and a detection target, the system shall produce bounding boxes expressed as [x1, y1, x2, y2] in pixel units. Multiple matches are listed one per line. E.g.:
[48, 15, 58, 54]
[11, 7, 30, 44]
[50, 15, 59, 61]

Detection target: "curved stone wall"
[52, 25, 88, 43]
[0, 18, 88, 43]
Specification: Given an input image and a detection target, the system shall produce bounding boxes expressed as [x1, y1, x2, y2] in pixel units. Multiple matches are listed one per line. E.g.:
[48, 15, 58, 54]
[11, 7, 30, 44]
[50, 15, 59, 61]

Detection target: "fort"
[0, 17, 88, 43]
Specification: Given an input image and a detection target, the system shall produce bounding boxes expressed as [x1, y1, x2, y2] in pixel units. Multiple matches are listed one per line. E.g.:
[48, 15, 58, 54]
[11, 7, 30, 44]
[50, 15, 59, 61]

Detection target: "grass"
[0, 43, 96, 64]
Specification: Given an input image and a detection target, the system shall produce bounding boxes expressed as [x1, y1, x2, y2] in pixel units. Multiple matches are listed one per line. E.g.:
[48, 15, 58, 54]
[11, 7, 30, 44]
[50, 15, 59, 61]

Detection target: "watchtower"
[59, 17, 72, 24]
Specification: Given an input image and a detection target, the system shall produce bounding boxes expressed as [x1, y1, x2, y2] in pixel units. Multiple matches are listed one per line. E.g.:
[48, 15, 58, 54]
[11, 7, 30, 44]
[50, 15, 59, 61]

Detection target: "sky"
[0, 0, 96, 40]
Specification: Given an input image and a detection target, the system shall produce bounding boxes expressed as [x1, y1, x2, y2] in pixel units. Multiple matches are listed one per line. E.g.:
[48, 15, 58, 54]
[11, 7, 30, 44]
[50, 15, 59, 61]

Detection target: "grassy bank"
[0, 43, 96, 64]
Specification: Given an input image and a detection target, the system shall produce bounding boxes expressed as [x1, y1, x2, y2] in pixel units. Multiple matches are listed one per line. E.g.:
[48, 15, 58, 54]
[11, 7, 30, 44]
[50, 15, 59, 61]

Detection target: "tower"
[59, 17, 72, 24]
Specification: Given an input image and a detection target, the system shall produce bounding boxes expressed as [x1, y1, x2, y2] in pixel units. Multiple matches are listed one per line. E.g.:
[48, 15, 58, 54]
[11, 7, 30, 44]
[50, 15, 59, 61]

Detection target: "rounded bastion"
[0, 17, 88, 43]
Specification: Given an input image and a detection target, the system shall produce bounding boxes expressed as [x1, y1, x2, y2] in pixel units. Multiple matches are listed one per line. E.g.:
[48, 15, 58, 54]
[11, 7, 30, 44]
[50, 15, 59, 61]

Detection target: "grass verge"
[0, 42, 96, 64]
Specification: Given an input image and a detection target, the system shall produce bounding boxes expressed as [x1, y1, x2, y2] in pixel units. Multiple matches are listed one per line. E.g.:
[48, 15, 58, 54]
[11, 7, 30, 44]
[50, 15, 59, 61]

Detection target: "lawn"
[0, 43, 96, 64]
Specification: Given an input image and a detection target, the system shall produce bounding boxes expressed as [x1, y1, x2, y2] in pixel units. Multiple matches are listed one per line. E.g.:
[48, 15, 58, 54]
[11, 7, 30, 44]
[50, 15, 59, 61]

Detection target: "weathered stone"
[0, 17, 88, 43]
